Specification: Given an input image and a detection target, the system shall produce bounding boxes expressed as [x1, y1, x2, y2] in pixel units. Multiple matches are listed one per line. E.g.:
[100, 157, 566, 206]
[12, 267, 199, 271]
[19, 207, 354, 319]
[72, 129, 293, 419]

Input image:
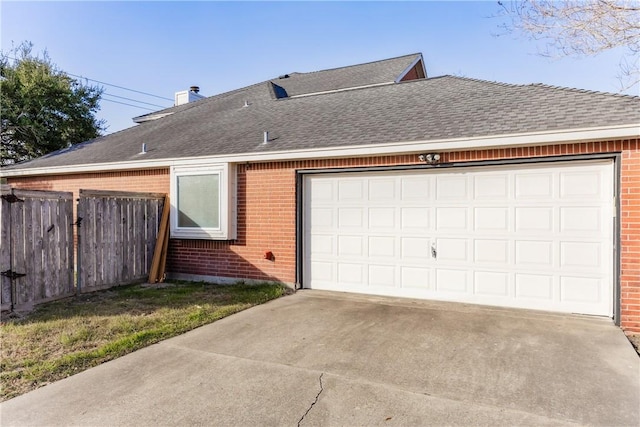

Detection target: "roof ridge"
[437, 75, 640, 99]
[527, 82, 640, 99]
[286, 52, 422, 77]
[133, 80, 271, 121]
[436, 74, 640, 99]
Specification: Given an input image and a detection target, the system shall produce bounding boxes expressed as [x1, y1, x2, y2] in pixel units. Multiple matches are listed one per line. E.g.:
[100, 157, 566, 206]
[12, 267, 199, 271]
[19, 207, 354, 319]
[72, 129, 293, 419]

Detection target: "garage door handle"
[431, 244, 437, 259]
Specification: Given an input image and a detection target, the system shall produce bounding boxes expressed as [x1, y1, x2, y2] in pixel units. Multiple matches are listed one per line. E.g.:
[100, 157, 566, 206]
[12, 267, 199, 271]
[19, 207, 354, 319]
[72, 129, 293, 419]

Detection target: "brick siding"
[7, 139, 640, 331]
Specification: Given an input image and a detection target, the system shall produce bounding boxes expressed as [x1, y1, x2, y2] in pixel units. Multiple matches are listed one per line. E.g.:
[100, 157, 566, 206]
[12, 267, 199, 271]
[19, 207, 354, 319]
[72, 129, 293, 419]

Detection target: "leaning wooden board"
[148, 195, 170, 283]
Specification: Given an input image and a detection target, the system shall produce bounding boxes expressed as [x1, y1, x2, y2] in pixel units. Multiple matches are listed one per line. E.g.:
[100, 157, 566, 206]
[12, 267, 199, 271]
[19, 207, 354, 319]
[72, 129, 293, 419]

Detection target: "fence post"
[0, 184, 12, 310]
[76, 199, 82, 295]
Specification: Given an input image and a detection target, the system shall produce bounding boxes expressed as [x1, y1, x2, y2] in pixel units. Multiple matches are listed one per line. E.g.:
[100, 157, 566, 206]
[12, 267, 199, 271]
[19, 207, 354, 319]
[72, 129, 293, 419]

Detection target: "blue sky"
[2, 1, 637, 134]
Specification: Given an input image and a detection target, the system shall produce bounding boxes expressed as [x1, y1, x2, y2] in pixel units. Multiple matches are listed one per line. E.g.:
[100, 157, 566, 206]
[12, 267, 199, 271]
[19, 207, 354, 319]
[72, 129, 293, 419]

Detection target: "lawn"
[0, 281, 288, 401]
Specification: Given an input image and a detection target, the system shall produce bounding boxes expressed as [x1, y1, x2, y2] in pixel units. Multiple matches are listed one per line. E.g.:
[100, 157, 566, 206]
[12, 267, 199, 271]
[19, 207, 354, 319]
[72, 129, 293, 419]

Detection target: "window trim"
[170, 163, 236, 240]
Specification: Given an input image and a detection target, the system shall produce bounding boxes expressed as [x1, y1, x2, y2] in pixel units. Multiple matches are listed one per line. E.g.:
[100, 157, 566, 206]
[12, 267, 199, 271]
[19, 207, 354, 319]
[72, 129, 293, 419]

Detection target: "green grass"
[0, 281, 288, 401]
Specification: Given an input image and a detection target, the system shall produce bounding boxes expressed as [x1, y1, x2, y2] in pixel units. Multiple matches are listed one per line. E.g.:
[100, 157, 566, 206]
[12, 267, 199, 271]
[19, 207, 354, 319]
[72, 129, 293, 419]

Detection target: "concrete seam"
[297, 372, 324, 426]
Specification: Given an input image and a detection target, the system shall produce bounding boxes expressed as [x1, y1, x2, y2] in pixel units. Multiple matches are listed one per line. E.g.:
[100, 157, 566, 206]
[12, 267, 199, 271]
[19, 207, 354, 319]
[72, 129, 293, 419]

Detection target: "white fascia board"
[2, 123, 638, 178]
[132, 112, 174, 124]
[395, 54, 426, 83]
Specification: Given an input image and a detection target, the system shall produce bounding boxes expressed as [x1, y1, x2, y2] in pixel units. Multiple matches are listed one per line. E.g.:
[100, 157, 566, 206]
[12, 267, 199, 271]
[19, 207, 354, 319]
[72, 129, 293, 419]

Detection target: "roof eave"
[1, 123, 638, 178]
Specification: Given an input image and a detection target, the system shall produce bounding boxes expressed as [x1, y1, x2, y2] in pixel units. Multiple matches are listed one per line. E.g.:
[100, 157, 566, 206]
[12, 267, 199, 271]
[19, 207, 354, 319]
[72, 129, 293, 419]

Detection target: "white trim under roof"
[133, 112, 175, 124]
[395, 54, 426, 83]
[1, 123, 638, 177]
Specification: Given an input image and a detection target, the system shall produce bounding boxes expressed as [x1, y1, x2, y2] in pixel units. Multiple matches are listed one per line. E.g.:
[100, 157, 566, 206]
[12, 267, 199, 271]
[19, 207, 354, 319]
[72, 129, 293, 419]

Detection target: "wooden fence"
[1, 186, 75, 311]
[77, 189, 165, 293]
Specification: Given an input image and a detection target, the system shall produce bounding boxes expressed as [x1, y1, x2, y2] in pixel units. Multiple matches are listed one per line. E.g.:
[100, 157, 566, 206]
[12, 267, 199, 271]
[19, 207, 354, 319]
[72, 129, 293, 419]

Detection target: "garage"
[302, 160, 615, 316]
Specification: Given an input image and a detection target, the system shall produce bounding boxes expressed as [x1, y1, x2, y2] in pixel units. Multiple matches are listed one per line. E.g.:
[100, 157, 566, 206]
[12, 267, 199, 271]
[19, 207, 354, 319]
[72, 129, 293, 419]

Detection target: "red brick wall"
[7, 139, 640, 331]
[7, 169, 170, 198]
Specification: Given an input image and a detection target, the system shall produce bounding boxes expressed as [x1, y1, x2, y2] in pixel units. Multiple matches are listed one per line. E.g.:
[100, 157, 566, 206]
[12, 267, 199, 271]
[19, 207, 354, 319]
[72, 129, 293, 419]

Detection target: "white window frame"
[170, 163, 237, 240]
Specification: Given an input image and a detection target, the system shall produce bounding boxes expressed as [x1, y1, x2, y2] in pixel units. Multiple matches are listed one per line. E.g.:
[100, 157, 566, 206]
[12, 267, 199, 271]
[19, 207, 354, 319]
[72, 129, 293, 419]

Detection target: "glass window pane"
[177, 174, 219, 228]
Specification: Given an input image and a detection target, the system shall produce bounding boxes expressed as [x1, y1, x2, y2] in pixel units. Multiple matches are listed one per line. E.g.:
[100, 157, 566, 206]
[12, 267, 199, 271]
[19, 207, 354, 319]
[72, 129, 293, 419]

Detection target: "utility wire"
[100, 98, 155, 111]
[103, 92, 169, 109]
[4, 55, 173, 101]
[68, 72, 174, 101]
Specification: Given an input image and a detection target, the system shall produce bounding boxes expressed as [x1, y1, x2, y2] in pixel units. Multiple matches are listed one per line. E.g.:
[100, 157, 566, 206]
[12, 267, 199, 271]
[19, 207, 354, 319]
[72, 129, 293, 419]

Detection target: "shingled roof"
[3, 53, 639, 173]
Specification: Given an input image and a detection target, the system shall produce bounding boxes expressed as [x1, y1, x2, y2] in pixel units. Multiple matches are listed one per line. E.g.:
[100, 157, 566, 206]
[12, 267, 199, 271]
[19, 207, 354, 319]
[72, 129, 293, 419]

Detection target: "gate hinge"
[1, 269, 26, 280]
[1, 194, 24, 203]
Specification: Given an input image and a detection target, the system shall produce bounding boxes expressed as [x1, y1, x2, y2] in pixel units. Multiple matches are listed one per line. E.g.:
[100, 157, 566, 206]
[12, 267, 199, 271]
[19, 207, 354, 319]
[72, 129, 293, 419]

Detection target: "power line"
[103, 92, 169, 109]
[4, 55, 173, 101]
[68, 72, 174, 101]
[101, 98, 155, 111]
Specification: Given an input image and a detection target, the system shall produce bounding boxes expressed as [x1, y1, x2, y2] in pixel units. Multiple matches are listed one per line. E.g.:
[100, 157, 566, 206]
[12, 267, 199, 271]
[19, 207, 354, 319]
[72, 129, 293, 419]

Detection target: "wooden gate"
[0, 186, 75, 311]
[77, 190, 165, 293]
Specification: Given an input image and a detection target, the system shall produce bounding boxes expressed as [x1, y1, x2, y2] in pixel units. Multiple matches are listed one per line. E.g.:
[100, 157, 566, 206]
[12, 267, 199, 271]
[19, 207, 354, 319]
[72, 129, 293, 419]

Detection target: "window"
[170, 164, 236, 240]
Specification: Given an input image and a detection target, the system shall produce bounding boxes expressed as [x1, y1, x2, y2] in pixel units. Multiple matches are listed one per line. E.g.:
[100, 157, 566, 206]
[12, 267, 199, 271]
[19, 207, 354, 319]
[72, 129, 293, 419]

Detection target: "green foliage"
[0, 42, 105, 165]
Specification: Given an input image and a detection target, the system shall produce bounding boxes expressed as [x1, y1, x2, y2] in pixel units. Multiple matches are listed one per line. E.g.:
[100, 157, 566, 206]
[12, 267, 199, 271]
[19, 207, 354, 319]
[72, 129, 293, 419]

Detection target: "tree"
[1, 42, 105, 165]
[497, 0, 640, 90]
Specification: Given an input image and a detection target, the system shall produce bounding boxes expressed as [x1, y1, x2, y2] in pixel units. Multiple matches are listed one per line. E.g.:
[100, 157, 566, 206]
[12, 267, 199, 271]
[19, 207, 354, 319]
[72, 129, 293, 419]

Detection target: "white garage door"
[303, 160, 614, 316]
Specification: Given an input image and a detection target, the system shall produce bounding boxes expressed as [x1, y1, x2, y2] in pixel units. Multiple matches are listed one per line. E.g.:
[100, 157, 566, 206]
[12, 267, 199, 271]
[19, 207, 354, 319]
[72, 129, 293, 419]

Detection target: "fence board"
[42, 199, 52, 299]
[1, 189, 74, 311]
[0, 185, 11, 310]
[78, 190, 165, 293]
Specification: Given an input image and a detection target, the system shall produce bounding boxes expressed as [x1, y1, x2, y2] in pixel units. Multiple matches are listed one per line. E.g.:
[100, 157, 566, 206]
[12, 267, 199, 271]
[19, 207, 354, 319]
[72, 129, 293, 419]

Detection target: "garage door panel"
[401, 207, 430, 229]
[310, 208, 334, 228]
[310, 261, 334, 282]
[515, 207, 553, 231]
[560, 207, 601, 232]
[310, 234, 334, 255]
[337, 235, 363, 256]
[401, 267, 431, 289]
[401, 237, 430, 259]
[474, 271, 509, 297]
[475, 207, 509, 231]
[369, 265, 396, 287]
[475, 174, 509, 198]
[338, 208, 363, 228]
[436, 175, 469, 200]
[515, 241, 554, 266]
[515, 274, 554, 300]
[436, 269, 468, 293]
[337, 263, 364, 284]
[560, 242, 602, 268]
[369, 236, 395, 257]
[436, 208, 467, 229]
[369, 208, 395, 228]
[515, 173, 553, 198]
[369, 178, 396, 200]
[338, 180, 363, 200]
[401, 176, 431, 200]
[474, 239, 509, 264]
[560, 277, 602, 304]
[435, 238, 468, 262]
[304, 160, 614, 317]
[561, 171, 602, 198]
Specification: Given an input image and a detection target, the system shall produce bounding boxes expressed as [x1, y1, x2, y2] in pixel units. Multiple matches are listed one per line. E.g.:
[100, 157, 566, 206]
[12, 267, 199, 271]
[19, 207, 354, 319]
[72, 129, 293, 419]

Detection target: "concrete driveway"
[1, 291, 639, 426]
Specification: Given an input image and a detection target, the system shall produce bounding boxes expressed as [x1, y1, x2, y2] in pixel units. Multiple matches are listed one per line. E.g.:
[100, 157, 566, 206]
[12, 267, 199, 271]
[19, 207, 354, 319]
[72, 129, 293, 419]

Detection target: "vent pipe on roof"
[263, 131, 269, 144]
[141, 143, 147, 154]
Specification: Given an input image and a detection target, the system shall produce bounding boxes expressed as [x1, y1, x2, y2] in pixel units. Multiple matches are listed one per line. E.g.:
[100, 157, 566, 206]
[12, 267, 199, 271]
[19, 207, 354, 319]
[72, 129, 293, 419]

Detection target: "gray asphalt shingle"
[3, 57, 639, 172]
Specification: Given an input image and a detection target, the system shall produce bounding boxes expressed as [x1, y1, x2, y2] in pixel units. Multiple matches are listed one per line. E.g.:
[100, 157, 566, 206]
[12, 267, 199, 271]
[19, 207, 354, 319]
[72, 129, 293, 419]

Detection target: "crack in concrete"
[297, 372, 324, 426]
